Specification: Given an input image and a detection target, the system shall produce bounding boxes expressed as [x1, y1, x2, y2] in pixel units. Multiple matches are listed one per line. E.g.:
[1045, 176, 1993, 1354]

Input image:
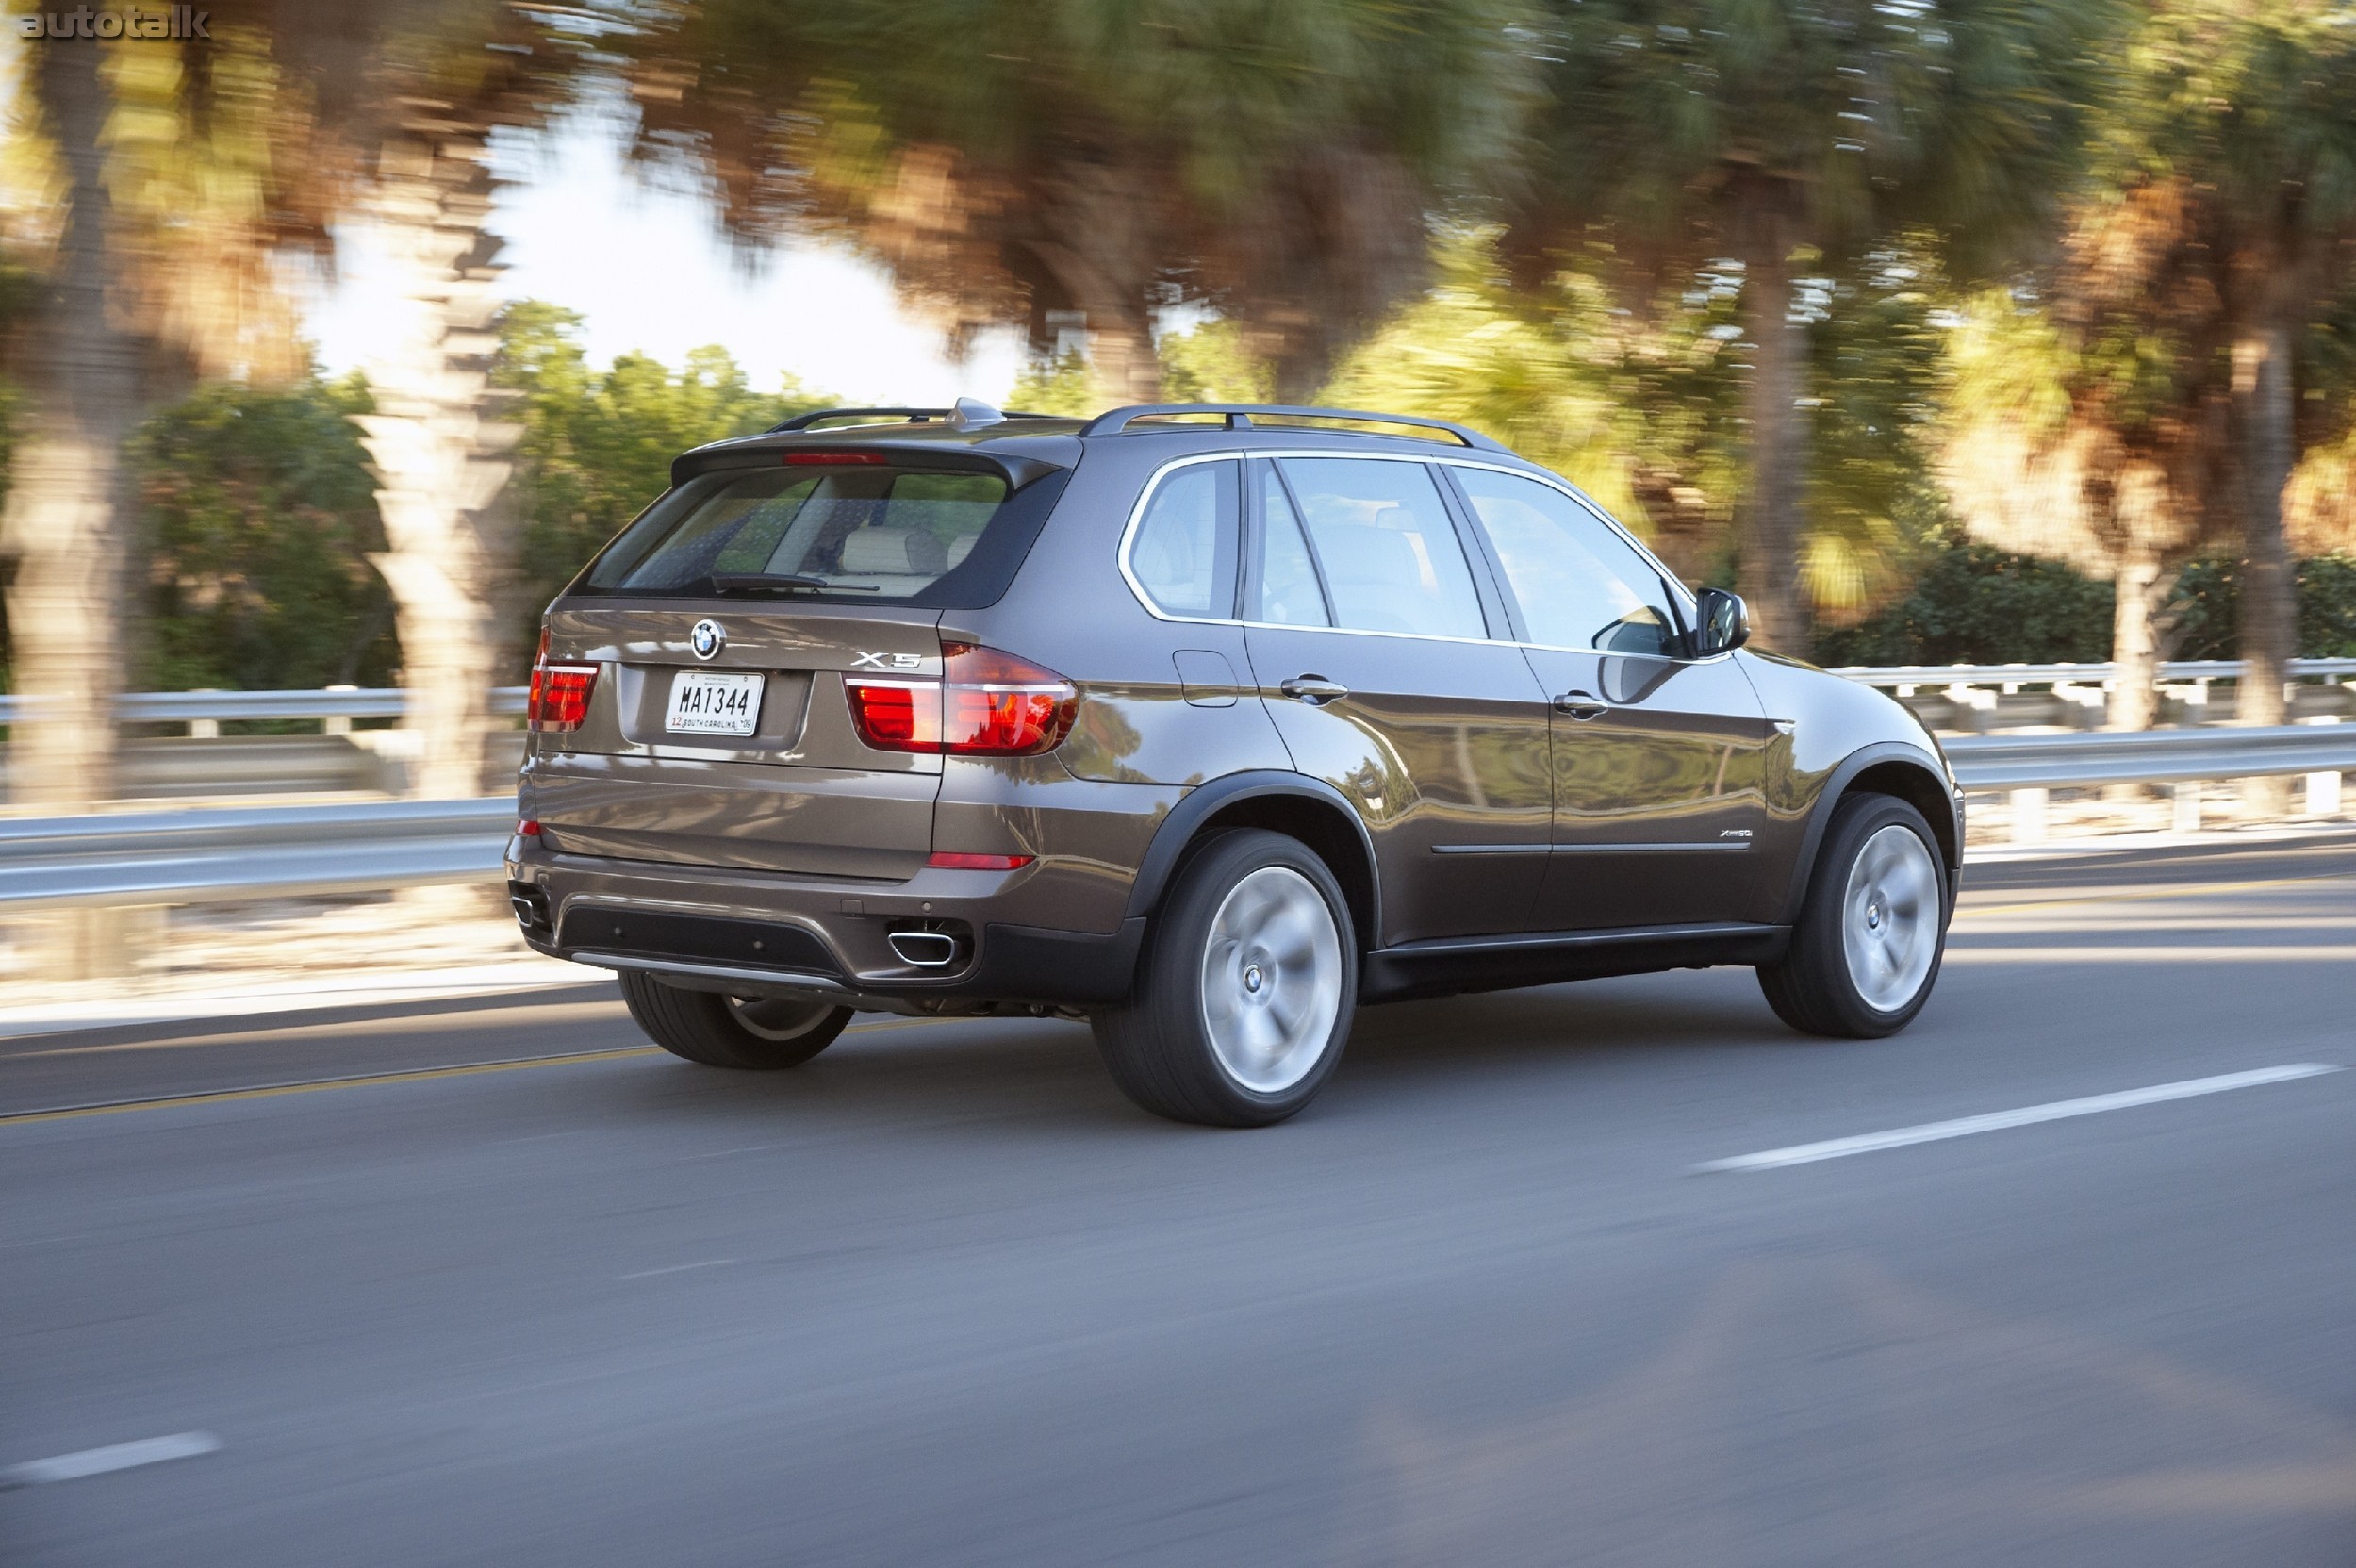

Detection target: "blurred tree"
[1506, 0, 2110, 656]
[135, 374, 399, 692]
[494, 302, 829, 625]
[616, 0, 1533, 406]
[1945, 1, 2356, 734]
[2087, 1, 2356, 734]
[1323, 231, 1946, 619]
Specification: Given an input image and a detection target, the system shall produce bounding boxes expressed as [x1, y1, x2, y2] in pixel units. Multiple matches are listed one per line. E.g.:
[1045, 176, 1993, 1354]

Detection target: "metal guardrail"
[0, 798, 517, 910]
[0, 726, 2350, 909]
[1947, 724, 2356, 790]
[1832, 658, 2356, 689]
[0, 667, 2350, 726]
[0, 687, 530, 724]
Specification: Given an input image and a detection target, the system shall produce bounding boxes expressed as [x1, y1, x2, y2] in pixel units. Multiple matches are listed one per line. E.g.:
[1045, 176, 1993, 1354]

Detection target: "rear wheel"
[1758, 794, 1949, 1038]
[1094, 829, 1357, 1127]
[619, 971, 853, 1068]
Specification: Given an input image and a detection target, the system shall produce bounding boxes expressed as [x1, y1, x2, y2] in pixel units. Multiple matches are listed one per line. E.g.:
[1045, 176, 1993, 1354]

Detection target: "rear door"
[1240, 455, 1554, 943]
[524, 455, 1047, 879]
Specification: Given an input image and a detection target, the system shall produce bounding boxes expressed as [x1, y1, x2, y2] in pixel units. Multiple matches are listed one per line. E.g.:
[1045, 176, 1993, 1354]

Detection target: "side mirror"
[1691, 588, 1749, 655]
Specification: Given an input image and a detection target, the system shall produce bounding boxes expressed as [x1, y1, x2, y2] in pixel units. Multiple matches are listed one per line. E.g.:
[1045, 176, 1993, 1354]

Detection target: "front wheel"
[1757, 794, 1949, 1038]
[619, 971, 854, 1068]
[1093, 829, 1358, 1127]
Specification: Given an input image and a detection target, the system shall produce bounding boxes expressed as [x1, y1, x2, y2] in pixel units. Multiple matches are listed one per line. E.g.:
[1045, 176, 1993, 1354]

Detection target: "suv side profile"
[508, 401, 1963, 1126]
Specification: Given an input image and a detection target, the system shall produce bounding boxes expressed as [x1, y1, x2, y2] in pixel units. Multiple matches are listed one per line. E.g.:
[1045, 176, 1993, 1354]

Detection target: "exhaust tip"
[886, 930, 961, 967]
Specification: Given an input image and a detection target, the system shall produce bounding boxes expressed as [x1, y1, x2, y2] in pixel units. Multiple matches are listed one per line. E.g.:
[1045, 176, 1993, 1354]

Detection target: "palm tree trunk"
[2108, 540, 2176, 733]
[350, 130, 521, 803]
[0, 38, 157, 979]
[2232, 315, 2296, 815]
[1738, 223, 1811, 658]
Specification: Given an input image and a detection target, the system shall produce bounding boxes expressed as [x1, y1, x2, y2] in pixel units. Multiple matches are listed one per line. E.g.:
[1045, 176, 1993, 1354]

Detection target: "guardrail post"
[2303, 717, 2342, 818]
[324, 684, 356, 737]
[2173, 782, 2203, 834]
[189, 688, 220, 741]
[2009, 787, 2049, 845]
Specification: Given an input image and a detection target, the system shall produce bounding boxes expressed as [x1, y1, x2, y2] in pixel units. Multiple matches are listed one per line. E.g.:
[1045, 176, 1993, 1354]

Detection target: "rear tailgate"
[526, 602, 942, 879]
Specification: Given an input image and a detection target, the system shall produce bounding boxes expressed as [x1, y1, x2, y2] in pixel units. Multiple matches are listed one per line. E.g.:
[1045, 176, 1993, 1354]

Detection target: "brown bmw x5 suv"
[507, 400, 1963, 1125]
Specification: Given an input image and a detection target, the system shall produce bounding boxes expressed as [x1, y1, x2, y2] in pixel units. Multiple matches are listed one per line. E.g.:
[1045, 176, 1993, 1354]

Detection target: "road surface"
[6, 835, 2355, 1565]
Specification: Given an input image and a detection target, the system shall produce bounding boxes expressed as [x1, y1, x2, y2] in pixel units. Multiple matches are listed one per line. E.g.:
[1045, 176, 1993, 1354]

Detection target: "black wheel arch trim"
[1777, 742, 1962, 926]
[1121, 771, 1380, 937]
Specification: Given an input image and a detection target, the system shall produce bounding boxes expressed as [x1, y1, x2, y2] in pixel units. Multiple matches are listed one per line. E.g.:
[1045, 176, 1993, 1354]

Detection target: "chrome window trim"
[1113, 448, 1706, 656]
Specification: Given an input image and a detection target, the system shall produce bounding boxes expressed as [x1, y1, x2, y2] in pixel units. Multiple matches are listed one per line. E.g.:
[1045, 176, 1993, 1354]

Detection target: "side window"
[1275, 457, 1488, 639]
[1250, 462, 1330, 627]
[1451, 469, 1682, 655]
[1129, 461, 1239, 619]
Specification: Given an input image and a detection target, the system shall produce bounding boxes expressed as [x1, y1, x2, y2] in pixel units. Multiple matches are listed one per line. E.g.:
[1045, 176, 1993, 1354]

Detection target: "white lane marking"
[618, 1259, 739, 1280]
[1943, 945, 2356, 964]
[0, 1432, 222, 1489]
[1697, 1065, 2342, 1175]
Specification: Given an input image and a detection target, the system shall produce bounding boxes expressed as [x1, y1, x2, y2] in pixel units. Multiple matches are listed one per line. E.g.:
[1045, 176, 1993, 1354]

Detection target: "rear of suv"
[509, 401, 1963, 1125]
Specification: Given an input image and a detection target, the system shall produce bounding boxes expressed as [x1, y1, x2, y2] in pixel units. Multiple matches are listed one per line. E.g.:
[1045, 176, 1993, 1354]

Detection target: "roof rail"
[1077, 403, 1510, 452]
[767, 405, 1052, 434]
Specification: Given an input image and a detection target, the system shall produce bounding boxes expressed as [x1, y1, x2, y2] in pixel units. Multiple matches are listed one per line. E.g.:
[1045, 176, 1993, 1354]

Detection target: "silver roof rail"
[767, 405, 1053, 434]
[1078, 403, 1511, 453]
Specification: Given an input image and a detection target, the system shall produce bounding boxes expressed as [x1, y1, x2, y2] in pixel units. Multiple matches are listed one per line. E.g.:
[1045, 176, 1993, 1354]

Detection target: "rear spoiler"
[669, 435, 1072, 491]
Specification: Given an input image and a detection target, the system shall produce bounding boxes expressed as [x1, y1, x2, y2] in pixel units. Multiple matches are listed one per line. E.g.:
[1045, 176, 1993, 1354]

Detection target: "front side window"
[1451, 469, 1682, 655]
[1129, 461, 1238, 618]
[1275, 457, 1488, 639]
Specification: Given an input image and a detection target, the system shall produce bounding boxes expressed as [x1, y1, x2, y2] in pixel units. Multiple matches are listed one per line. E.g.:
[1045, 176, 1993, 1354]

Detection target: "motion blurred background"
[3, 0, 2356, 987]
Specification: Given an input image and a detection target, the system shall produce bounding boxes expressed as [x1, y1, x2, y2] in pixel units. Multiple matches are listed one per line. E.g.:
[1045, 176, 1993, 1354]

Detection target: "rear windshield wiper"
[707, 572, 880, 594]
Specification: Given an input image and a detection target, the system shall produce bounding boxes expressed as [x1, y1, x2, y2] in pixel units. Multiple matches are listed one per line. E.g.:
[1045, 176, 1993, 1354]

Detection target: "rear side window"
[1129, 461, 1238, 618]
[577, 461, 1069, 609]
[1276, 457, 1489, 639]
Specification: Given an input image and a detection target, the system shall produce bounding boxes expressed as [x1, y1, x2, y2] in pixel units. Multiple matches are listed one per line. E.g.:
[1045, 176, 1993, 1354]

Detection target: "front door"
[1241, 456, 1553, 943]
[1443, 466, 1776, 931]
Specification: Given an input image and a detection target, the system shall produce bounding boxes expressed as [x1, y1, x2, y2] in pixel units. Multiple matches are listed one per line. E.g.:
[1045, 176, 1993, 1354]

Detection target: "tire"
[619, 971, 854, 1069]
[1758, 793, 1950, 1038]
[1093, 828, 1358, 1127]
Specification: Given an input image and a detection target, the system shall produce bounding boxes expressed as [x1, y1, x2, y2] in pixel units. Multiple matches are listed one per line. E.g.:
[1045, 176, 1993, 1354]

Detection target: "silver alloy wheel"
[1198, 866, 1344, 1094]
[727, 995, 836, 1041]
[1840, 824, 1941, 1012]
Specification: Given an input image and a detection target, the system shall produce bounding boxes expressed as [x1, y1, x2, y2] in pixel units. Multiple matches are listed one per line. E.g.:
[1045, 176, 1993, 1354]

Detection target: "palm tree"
[1508, 0, 2109, 656]
[2087, 0, 2356, 745]
[615, 0, 1532, 405]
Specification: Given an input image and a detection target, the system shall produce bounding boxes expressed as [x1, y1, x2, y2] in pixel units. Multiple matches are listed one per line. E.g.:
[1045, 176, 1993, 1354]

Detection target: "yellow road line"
[0, 1048, 665, 1128]
[0, 1014, 1019, 1129]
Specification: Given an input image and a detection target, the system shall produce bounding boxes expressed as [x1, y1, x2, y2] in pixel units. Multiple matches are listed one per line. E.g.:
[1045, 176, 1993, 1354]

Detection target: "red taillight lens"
[845, 645, 1077, 757]
[926, 851, 1035, 870]
[528, 654, 599, 733]
[783, 450, 888, 465]
[844, 679, 942, 751]
[940, 643, 1077, 755]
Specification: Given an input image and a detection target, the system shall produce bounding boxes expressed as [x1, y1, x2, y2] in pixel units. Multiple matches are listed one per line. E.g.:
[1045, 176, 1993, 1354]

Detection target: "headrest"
[1319, 525, 1425, 587]
[839, 527, 947, 575]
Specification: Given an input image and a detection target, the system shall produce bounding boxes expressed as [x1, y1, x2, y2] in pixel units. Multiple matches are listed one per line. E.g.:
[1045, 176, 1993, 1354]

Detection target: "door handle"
[1554, 690, 1609, 721]
[1280, 675, 1349, 705]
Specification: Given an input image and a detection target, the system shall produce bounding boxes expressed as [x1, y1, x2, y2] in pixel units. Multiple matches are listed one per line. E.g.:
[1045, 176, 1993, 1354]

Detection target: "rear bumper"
[506, 835, 1144, 1009]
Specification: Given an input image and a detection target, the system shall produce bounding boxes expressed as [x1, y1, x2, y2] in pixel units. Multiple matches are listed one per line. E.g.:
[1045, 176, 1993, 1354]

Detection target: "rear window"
[575, 460, 1069, 608]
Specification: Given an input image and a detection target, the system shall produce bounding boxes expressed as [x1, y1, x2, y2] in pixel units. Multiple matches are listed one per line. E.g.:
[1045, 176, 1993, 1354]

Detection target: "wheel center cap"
[1243, 963, 1265, 994]
[1867, 901, 1883, 930]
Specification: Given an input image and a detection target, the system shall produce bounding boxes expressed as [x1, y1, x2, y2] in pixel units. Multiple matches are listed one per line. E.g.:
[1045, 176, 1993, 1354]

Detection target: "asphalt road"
[7, 835, 2356, 1566]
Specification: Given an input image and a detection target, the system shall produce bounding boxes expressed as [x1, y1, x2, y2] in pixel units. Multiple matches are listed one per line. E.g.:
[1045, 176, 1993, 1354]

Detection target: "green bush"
[1813, 544, 2115, 666]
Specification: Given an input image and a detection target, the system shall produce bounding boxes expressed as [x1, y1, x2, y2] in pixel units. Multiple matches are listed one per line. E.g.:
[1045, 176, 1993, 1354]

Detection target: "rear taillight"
[844, 644, 1078, 757]
[528, 631, 599, 733]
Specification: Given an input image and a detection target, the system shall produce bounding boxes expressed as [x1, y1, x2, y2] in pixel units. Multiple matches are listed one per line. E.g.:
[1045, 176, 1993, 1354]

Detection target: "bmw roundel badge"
[689, 619, 726, 661]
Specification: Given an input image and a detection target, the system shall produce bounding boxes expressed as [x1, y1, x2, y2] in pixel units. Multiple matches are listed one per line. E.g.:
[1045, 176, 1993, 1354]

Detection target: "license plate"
[666, 670, 763, 735]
